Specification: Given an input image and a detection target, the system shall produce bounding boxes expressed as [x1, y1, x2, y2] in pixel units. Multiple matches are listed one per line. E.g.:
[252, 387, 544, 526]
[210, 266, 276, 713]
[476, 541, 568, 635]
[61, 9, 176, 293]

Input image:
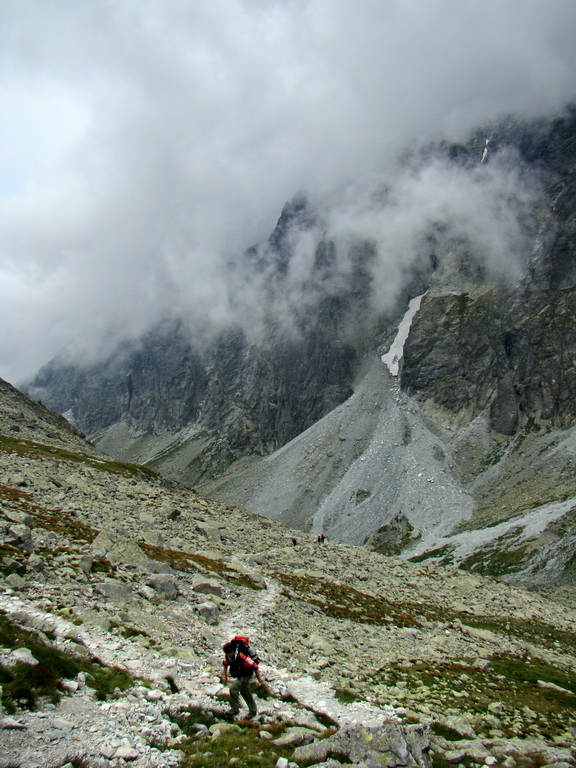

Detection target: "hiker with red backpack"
[221, 636, 264, 719]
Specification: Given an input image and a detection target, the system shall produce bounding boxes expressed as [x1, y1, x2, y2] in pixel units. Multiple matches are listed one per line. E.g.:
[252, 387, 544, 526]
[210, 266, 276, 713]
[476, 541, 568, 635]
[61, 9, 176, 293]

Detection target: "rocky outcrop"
[365, 512, 415, 556]
[30, 312, 358, 485]
[401, 287, 511, 431]
[402, 107, 576, 435]
[26, 113, 575, 446]
[293, 722, 433, 768]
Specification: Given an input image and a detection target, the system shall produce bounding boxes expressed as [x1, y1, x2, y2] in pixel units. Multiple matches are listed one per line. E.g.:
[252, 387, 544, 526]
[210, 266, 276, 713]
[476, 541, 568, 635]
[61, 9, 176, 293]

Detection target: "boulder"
[0, 717, 28, 730]
[90, 529, 150, 568]
[2, 509, 33, 527]
[9, 648, 38, 666]
[146, 560, 176, 575]
[93, 581, 133, 603]
[192, 575, 224, 597]
[293, 723, 432, 768]
[272, 726, 318, 748]
[145, 574, 179, 600]
[195, 522, 221, 542]
[197, 601, 220, 625]
[79, 555, 94, 575]
[137, 585, 158, 601]
[306, 633, 336, 655]
[4, 524, 33, 553]
[141, 530, 165, 546]
[26, 554, 44, 573]
[6, 573, 26, 590]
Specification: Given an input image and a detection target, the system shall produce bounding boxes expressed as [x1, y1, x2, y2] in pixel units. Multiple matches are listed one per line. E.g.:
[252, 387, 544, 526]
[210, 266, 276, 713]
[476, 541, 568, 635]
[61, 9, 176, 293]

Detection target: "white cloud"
[0, 0, 575, 383]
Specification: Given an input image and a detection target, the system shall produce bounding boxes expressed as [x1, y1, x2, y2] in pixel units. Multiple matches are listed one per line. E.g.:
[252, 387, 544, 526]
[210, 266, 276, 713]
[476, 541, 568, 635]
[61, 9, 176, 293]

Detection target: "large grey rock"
[306, 633, 336, 655]
[272, 726, 318, 748]
[89, 529, 150, 567]
[4, 524, 34, 553]
[5, 573, 26, 590]
[196, 601, 220, 625]
[146, 560, 176, 575]
[145, 574, 179, 600]
[192, 575, 223, 597]
[141, 530, 165, 546]
[79, 554, 94, 575]
[93, 581, 134, 603]
[2, 509, 33, 527]
[293, 723, 432, 768]
[195, 522, 221, 542]
[9, 648, 38, 666]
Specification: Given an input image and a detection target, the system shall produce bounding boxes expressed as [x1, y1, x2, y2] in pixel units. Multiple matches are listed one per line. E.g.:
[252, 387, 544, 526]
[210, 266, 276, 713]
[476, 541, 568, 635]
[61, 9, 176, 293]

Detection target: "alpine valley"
[2, 104, 576, 768]
[26, 105, 576, 597]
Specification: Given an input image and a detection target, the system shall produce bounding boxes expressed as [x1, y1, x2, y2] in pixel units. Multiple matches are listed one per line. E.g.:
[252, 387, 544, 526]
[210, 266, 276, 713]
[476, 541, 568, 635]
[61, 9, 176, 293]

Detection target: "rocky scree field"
[0, 376, 575, 768]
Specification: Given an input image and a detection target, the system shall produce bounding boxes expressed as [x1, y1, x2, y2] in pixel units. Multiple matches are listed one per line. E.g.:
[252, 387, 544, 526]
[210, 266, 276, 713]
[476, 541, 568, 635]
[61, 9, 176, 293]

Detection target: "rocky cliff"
[24, 106, 576, 586]
[1, 376, 576, 768]
[28, 193, 365, 483]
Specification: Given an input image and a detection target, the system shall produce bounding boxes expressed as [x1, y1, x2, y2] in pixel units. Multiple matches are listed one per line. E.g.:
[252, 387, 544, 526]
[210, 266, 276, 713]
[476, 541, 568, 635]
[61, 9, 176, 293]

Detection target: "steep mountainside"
[1, 377, 576, 767]
[28, 194, 368, 482]
[24, 106, 576, 585]
[201, 108, 576, 587]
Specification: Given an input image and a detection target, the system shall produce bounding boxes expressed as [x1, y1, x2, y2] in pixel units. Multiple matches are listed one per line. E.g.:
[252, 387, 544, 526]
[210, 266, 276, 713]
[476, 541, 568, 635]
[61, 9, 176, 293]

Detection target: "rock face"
[293, 723, 433, 768]
[28, 194, 363, 484]
[401, 266, 576, 436]
[402, 108, 576, 434]
[22, 106, 576, 584]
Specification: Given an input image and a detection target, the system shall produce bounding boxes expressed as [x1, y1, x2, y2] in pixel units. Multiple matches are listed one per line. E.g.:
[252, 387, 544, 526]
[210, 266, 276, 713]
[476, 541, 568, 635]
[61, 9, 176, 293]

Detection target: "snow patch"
[381, 294, 426, 376]
[407, 496, 576, 567]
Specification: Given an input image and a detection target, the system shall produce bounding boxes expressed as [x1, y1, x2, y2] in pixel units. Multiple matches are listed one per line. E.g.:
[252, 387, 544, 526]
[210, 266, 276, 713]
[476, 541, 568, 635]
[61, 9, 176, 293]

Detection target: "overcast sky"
[1, 0, 575, 385]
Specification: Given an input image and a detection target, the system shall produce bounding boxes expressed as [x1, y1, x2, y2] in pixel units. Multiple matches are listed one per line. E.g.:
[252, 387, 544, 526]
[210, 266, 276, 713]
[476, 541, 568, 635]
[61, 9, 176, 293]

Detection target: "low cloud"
[0, 0, 575, 383]
[222, 148, 543, 346]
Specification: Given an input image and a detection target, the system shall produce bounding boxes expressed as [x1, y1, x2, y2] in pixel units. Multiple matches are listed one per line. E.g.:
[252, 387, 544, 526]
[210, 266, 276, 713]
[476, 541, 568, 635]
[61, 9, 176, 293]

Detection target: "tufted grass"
[274, 572, 421, 627]
[165, 706, 299, 768]
[0, 435, 162, 482]
[373, 652, 576, 740]
[138, 541, 264, 590]
[272, 571, 576, 656]
[0, 483, 99, 545]
[0, 610, 134, 712]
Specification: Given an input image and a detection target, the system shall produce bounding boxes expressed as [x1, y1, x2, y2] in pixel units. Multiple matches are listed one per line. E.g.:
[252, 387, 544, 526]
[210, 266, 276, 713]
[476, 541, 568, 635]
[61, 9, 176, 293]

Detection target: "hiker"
[317, 533, 325, 544]
[291, 537, 297, 546]
[222, 636, 264, 719]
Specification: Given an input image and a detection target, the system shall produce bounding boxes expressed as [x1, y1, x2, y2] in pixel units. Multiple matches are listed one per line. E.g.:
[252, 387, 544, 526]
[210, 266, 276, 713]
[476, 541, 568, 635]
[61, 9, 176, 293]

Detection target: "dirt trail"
[217, 573, 281, 648]
[211, 570, 399, 727]
[0, 564, 399, 733]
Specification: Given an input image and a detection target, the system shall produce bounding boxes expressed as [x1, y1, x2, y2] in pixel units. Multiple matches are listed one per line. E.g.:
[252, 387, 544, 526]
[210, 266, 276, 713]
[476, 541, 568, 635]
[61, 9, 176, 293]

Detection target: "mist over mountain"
[25, 105, 576, 593]
[4, 7, 576, 765]
[2, 2, 576, 385]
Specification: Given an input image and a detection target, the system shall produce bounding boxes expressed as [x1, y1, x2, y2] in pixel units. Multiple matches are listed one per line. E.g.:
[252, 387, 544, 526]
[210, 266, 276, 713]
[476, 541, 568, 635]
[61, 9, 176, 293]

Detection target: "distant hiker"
[291, 537, 298, 546]
[222, 636, 264, 719]
[317, 533, 325, 544]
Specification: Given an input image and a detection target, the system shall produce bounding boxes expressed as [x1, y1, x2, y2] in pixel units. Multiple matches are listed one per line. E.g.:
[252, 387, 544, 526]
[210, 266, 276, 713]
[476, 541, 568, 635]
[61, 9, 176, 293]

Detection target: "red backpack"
[228, 636, 260, 677]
